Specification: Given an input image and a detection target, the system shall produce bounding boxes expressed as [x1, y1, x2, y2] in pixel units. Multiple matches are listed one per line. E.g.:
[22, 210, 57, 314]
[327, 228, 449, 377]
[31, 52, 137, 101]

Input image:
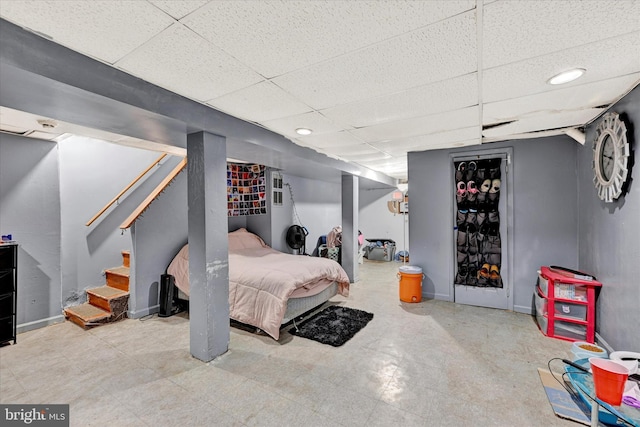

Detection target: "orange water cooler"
[398, 266, 424, 303]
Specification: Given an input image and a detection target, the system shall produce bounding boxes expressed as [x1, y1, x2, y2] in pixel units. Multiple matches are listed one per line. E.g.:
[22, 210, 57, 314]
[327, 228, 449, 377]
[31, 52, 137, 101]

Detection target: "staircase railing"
[86, 153, 168, 226]
[119, 157, 187, 230]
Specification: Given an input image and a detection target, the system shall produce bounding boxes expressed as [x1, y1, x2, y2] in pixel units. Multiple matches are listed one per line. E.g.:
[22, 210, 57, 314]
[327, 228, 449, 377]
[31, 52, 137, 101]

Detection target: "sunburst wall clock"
[592, 112, 631, 203]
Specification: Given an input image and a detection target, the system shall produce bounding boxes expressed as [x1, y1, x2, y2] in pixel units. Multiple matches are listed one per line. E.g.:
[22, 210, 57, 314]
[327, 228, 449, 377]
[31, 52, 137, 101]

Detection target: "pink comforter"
[230, 246, 349, 339]
[168, 244, 350, 339]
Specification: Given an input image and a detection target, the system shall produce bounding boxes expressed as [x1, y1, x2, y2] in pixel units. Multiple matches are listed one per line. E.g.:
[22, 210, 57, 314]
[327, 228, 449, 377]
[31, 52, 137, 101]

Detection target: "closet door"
[453, 154, 510, 310]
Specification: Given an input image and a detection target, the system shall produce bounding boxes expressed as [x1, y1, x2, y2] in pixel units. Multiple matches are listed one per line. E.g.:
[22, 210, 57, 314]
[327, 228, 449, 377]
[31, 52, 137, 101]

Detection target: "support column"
[341, 174, 359, 283]
[187, 131, 229, 362]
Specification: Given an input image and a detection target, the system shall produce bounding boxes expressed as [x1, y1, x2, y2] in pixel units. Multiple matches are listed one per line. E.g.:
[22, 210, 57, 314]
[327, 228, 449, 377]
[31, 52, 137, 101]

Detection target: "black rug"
[289, 305, 374, 347]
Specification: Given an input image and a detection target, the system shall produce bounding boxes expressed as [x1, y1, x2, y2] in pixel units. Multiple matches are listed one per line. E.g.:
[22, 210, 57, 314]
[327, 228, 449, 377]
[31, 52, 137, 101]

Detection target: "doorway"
[452, 149, 513, 310]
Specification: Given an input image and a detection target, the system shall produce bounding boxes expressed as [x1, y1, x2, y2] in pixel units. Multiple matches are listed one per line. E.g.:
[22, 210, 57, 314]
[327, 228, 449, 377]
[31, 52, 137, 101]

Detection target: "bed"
[167, 228, 350, 339]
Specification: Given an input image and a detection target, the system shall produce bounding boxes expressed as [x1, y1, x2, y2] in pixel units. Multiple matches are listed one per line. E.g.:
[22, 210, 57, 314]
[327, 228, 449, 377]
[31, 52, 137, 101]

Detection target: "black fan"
[286, 225, 308, 255]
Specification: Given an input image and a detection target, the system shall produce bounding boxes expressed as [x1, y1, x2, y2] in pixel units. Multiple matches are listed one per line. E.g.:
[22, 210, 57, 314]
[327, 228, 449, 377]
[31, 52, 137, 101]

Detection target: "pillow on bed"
[228, 228, 268, 250]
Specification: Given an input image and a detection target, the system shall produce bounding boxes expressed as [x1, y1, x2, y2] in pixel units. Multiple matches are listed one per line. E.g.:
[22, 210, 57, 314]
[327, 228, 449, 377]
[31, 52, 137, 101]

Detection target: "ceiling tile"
[295, 131, 363, 149]
[371, 127, 480, 154]
[483, 32, 640, 103]
[259, 112, 345, 139]
[0, 1, 174, 63]
[362, 155, 407, 166]
[320, 144, 391, 161]
[321, 74, 478, 128]
[484, 74, 640, 123]
[272, 11, 477, 110]
[319, 143, 391, 163]
[207, 81, 312, 123]
[321, 143, 385, 156]
[359, 155, 408, 177]
[351, 106, 479, 143]
[148, 0, 209, 20]
[115, 23, 263, 102]
[182, 0, 475, 78]
[341, 152, 393, 163]
[482, 108, 605, 138]
[483, 0, 640, 68]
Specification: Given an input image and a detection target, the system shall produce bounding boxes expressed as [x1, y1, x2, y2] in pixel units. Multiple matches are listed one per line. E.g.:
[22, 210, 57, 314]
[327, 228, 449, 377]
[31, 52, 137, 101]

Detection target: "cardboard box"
[537, 368, 591, 425]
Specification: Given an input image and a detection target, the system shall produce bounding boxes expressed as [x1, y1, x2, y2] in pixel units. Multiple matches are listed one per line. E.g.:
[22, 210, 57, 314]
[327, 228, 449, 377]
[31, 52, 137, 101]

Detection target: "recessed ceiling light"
[547, 68, 586, 85]
[295, 128, 312, 136]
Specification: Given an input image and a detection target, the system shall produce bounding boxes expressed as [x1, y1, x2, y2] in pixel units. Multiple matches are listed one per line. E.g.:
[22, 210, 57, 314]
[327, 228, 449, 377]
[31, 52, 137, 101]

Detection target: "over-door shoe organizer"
[454, 159, 503, 288]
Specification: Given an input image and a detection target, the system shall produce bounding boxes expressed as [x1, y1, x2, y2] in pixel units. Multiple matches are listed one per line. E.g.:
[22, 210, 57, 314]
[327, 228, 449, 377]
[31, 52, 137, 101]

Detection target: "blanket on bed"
[167, 229, 350, 339]
[229, 246, 349, 338]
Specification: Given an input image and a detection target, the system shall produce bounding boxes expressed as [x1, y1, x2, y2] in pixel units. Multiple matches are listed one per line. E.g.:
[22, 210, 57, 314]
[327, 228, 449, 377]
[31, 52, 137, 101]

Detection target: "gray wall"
[228, 216, 247, 232]
[274, 173, 342, 255]
[359, 188, 408, 252]
[0, 133, 62, 330]
[408, 136, 579, 312]
[578, 86, 640, 351]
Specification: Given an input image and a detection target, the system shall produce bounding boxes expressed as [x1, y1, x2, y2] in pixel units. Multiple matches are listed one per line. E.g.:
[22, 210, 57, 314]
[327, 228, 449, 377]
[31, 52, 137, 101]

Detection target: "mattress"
[282, 282, 338, 324]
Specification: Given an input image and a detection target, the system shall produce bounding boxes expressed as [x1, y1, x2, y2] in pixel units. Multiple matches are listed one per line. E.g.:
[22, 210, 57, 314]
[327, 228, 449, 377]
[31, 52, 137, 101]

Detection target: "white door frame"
[450, 147, 514, 311]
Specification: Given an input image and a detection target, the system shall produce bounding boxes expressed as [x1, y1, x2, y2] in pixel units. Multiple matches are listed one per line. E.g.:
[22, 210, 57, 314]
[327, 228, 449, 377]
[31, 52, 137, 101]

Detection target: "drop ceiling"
[1, 0, 639, 181]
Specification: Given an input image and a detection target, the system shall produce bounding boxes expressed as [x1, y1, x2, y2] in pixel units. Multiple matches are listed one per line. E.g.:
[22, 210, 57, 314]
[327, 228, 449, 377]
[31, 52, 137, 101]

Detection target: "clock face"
[592, 112, 630, 203]
[599, 135, 614, 182]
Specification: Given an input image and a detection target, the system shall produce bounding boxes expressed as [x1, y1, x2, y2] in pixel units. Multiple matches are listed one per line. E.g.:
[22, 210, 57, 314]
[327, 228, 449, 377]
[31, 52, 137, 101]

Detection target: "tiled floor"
[1, 260, 574, 426]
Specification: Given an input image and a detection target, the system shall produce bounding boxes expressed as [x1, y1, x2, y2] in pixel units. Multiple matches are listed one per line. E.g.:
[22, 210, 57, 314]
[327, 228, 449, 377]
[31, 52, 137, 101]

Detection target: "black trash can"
[158, 274, 175, 317]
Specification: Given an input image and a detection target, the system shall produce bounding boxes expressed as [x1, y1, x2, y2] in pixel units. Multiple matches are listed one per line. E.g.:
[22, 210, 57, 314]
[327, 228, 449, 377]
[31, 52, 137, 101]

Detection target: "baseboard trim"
[17, 315, 65, 334]
[595, 332, 615, 353]
[513, 304, 531, 314]
[422, 292, 454, 302]
[128, 305, 159, 319]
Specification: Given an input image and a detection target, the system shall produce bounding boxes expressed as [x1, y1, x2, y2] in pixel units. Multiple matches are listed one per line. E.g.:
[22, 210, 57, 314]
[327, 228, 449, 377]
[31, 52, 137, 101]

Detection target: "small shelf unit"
[0, 243, 18, 345]
[534, 266, 601, 343]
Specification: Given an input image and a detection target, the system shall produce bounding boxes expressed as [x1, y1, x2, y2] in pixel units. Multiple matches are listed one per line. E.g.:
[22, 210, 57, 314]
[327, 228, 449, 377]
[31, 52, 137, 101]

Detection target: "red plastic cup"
[589, 357, 629, 406]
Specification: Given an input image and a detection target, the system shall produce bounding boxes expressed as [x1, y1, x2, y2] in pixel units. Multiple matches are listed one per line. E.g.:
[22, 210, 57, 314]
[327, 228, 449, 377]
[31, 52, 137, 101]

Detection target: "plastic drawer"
[554, 284, 588, 301]
[0, 247, 16, 270]
[553, 321, 587, 341]
[0, 293, 13, 316]
[538, 272, 588, 302]
[534, 287, 547, 316]
[537, 273, 549, 296]
[0, 315, 14, 343]
[0, 270, 15, 294]
[554, 301, 587, 321]
[536, 311, 548, 335]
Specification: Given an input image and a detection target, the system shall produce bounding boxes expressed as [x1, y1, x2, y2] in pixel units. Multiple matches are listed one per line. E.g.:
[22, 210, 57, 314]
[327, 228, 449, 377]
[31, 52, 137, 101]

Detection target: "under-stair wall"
[130, 171, 188, 318]
[59, 136, 185, 311]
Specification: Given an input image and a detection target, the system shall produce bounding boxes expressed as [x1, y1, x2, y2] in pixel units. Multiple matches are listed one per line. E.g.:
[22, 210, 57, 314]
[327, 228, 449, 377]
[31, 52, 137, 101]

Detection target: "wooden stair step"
[106, 266, 130, 276]
[105, 266, 130, 291]
[122, 250, 130, 268]
[87, 286, 129, 313]
[64, 303, 112, 329]
[87, 285, 128, 299]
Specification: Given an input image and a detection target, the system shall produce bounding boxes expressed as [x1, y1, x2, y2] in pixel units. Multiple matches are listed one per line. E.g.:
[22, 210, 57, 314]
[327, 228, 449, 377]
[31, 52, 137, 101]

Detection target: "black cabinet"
[0, 244, 17, 345]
